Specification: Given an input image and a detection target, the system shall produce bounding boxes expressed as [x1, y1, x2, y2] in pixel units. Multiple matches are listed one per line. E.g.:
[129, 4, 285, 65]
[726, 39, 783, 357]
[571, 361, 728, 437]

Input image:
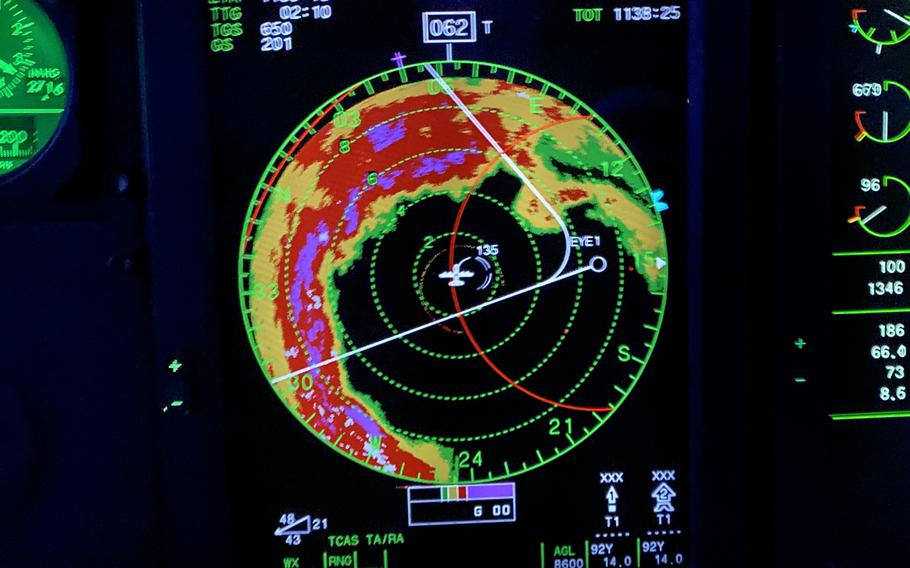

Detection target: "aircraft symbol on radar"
[438, 258, 475, 287]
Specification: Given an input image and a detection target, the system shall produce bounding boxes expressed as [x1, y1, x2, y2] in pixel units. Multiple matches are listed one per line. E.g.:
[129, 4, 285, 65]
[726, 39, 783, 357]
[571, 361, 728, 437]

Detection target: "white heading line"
[270, 261, 601, 384]
[269, 67, 592, 385]
[422, 63, 573, 280]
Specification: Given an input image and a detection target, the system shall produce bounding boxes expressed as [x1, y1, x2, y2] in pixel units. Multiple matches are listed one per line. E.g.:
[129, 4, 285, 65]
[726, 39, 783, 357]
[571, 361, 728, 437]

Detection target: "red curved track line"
[243, 88, 358, 246]
[448, 115, 615, 413]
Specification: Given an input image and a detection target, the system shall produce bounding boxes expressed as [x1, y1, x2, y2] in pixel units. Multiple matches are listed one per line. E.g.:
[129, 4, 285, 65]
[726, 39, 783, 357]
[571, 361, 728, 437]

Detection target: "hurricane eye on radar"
[239, 61, 668, 483]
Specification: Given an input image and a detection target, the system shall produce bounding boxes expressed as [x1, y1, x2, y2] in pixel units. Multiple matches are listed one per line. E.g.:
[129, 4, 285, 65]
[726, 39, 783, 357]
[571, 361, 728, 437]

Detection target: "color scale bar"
[467, 483, 515, 500]
[830, 411, 910, 421]
[407, 482, 514, 503]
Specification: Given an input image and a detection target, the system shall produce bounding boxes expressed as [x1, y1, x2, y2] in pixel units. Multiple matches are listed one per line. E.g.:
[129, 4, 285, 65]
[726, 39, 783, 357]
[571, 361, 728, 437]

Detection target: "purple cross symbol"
[391, 52, 407, 68]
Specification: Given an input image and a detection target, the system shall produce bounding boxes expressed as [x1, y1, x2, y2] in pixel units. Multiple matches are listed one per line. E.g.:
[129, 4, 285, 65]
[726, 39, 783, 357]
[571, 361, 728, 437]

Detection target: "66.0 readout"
[874, 322, 907, 403]
[831, 250, 910, 415]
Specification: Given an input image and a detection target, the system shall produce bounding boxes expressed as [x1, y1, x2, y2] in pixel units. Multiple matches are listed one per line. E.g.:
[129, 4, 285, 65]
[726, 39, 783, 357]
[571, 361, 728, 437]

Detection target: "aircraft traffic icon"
[438, 259, 475, 287]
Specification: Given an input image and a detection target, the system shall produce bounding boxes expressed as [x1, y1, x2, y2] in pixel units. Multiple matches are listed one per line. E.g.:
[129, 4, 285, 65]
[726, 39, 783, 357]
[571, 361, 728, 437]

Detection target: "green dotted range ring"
[371, 193, 542, 357]
[240, 60, 668, 483]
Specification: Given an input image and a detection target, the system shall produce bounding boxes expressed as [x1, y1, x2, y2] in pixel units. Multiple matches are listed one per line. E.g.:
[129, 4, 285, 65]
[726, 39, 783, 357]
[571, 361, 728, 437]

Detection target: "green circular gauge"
[0, 0, 70, 177]
[239, 61, 668, 483]
[853, 80, 910, 144]
[852, 176, 910, 238]
[851, 4, 910, 48]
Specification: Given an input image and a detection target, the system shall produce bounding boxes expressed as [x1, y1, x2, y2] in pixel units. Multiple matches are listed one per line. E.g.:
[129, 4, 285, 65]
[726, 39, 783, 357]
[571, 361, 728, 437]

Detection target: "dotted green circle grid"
[367, 192, 542, 361]
[389, 227, 629, 443]
[238, 60, 668, 484]
[279, 147, 479, 346]
[346, 154, 622, 407]
[331, 138, 628, 439]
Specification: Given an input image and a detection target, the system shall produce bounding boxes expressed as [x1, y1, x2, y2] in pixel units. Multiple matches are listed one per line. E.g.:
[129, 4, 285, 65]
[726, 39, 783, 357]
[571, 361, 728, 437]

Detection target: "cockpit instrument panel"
[204, 3, 691, 566]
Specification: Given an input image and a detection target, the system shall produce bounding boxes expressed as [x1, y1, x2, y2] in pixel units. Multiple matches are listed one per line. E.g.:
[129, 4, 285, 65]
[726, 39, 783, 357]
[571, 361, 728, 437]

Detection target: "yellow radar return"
[239, 61, 668, 483]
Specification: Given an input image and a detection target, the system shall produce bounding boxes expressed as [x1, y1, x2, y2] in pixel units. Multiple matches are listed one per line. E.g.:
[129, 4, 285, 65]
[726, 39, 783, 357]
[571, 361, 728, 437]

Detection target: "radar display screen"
[240, 62, 667, 483]
[206, 3, 690, 566]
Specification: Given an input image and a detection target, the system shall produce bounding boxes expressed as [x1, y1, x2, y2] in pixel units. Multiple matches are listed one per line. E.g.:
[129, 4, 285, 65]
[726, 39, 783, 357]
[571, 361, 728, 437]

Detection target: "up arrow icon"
[606, 485, 619, 513]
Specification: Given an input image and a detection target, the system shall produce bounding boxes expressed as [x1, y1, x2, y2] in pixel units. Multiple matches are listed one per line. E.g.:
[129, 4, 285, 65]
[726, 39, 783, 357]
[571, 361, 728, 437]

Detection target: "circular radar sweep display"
[0, 0, 70, 177]
[240, 61, 669, 483]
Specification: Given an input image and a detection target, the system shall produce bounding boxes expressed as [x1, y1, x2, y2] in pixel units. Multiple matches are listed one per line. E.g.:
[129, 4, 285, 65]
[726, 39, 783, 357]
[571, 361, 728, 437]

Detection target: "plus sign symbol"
[391, 51, 407, 68]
